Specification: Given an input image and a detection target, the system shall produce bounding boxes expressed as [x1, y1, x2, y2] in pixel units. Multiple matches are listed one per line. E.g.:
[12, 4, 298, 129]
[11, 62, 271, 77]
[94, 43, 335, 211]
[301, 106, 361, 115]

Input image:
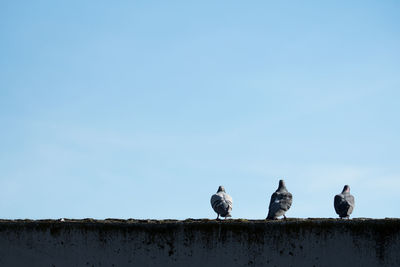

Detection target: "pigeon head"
[342, 185, 350, 193]
[278, 180, 287, 191]
[217, 186, 225, 193]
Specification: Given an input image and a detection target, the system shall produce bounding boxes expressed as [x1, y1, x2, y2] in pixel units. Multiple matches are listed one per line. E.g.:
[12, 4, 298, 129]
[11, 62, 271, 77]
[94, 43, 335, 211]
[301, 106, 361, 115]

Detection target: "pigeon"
[210, 186, 233, 220]
[334, 185, 355, 219]
[267, 180, 293, 220]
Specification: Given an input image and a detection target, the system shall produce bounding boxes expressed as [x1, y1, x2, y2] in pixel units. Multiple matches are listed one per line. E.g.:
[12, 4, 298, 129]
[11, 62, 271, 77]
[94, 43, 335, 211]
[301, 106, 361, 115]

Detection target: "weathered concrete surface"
[0, 218, 399, 267]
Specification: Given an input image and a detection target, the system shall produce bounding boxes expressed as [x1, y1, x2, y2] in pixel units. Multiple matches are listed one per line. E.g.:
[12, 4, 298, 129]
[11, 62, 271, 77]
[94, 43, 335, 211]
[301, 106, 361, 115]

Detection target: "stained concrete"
[0, 218, 399, 267]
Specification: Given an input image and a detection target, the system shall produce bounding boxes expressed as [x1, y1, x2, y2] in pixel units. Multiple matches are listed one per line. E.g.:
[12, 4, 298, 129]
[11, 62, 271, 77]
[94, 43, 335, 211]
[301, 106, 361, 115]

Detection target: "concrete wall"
[0, 219, 399, 267]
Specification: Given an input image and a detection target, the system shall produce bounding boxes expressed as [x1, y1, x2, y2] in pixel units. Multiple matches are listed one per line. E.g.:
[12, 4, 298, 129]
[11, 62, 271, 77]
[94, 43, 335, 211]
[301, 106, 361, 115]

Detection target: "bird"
[267, 180, 293, 220]
[334, 185, 355, 219]
[210, 186, 233, 220]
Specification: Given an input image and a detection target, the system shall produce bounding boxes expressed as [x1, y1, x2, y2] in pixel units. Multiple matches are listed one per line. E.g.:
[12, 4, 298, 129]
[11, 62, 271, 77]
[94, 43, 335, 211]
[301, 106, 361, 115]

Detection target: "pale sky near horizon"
[1, 1, 399, 219]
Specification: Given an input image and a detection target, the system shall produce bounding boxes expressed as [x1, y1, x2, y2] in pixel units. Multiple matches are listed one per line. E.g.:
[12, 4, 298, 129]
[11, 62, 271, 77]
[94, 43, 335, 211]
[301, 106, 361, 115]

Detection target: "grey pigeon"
[334, 185, 355, 219]
[267, 180, 293, 220]
[210, 186, 233, 220]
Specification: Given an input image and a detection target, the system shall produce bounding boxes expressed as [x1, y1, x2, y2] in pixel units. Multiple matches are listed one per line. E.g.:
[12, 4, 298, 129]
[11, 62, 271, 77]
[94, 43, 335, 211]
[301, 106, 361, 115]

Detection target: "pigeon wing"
[279, 191, 292, 211]
[334, 194, 343, 215]
[267, 192, 280, 219]
[211, 194, 222, 211]
[345, 194, 355, 216]
[222, 193, 233, 214]
[335, 194, 352, 217]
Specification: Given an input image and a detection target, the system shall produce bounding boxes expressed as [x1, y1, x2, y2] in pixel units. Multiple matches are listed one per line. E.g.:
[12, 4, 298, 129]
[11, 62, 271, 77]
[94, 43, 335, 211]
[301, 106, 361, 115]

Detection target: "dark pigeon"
[210, 186, 233, 220]
[267, 180, 293, 220]
[334, 185, 355, 219]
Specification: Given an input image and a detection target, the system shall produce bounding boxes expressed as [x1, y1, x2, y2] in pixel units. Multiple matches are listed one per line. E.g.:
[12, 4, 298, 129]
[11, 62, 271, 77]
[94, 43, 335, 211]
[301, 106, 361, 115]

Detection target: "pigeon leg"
[216, 214, 220, 220]
[283, 215, 287, 220]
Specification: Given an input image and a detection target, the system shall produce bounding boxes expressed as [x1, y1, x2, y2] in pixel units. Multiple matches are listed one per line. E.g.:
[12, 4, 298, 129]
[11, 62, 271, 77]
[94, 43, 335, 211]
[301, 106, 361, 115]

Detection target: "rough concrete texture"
[0, 218, 399, 267]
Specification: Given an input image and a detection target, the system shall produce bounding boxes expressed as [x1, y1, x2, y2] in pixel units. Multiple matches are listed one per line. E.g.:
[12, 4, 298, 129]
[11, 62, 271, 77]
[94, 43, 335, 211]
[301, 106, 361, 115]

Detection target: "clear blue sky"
[1, 1, 399, 219]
